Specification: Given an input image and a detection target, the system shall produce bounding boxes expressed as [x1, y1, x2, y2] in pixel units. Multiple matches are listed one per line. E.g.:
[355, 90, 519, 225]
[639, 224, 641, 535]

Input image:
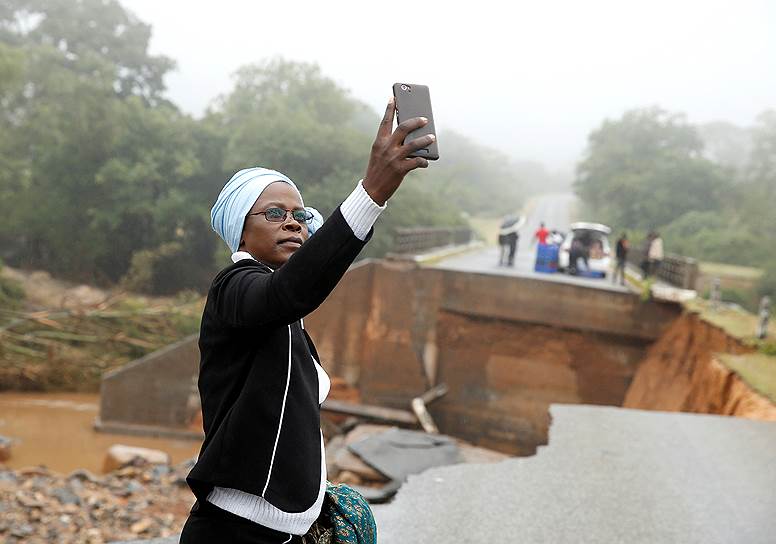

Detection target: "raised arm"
[210, 99, 435, 328]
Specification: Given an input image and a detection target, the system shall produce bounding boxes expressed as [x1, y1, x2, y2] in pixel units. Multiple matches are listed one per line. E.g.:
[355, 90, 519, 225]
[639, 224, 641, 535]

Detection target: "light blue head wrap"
[211, 167, 324, 253]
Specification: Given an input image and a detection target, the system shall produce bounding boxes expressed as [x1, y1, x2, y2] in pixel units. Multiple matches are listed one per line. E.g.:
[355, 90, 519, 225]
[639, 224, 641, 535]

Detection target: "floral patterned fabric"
[302, 483, 377, 544]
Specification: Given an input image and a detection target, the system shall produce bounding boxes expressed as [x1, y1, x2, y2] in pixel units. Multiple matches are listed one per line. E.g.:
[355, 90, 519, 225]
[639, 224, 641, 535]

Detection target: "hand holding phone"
[392, 83, 439, 160]
[362, 98, 435, 205]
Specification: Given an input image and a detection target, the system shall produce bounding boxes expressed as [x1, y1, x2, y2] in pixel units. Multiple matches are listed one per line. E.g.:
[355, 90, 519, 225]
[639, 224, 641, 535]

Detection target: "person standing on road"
[569, 236, 589, 274]
[506, 228, 519, 267]
[497, 216, 510, 266]
[613, 232, 629, 285]
[640, 232, 654, 278]
[498, 215, 523, 267]
[648, 231, 664, 278]
[181, 99, 432, 544]
[534, 222, 550, 246]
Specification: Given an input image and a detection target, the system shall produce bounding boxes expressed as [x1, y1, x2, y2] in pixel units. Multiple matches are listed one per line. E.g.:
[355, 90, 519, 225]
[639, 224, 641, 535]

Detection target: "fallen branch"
[411, 383, 449, 434]
[321, 399, 417, 425]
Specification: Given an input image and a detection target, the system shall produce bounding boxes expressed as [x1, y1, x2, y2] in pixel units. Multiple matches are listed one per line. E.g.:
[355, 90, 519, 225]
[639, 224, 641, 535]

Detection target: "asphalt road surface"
[433, 192, 628, 293]
[373, 405, 776, 544]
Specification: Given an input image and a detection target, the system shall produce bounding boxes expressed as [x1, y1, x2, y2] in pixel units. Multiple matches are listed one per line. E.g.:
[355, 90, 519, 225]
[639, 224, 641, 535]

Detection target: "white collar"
[231, 251, 274, 272]
[231, 251, 255, 263]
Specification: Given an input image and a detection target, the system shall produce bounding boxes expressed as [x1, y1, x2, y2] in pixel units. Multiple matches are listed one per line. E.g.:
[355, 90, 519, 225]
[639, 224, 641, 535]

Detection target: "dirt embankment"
[623, 312, 776, 420]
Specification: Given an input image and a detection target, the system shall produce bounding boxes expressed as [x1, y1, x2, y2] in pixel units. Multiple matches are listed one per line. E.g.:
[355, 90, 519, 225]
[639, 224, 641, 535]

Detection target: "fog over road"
[434, 193, 628, 293]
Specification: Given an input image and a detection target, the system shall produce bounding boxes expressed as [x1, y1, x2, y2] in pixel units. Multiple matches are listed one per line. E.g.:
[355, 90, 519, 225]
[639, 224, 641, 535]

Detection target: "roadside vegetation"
[574, 107, 776, 303]
[0, 0, 535, 299]
[0, 0, 554, 393]
[719, 353, 776, 405]
[683, 297, 776, 404]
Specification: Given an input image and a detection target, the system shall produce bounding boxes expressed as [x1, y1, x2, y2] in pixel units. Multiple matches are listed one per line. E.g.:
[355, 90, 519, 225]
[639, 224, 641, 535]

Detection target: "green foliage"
[1, 0, 174, 102]
[214, 58, 373, 188]
[576, 107, 776, 280]
[303, 168, 467, 260]
[575, 107, 728, 231]
[719, 353, 776, 404]
[711, 287, 759, 313]
[209, 58, 485, 260]
[121, 239, 212, 295]
[697, 121, 752, 173]
[416, 131, 525, 215]
[0, 3, 530, 295]
[0, 1, 222, 290]
[740, 111, 776, 236]
[0, 263, 25, 309]
[660, 211, 762, 266]
[759, 260, 776, 299]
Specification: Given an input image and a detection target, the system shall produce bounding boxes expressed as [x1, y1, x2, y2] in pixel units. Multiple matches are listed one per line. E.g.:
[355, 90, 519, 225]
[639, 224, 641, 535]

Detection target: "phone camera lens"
[401, 84, 409, 91]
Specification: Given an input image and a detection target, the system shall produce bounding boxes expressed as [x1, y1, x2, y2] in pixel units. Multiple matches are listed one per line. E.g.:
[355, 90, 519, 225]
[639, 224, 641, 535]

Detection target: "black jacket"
[187, 207, 369, 513]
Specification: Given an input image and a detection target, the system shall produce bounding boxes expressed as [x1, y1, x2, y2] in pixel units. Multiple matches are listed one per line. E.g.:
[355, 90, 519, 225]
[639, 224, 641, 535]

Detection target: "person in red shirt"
[534, 222, 550, 245]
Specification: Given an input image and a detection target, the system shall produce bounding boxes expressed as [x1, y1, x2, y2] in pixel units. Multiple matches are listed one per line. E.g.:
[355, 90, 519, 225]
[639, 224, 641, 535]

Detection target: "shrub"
[0, 263, 25, 310]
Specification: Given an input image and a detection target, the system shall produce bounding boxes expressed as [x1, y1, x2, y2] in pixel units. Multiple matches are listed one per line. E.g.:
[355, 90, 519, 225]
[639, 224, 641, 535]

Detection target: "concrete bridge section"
[306, 259, 680, 454]
[96, 334, 202, 439]
[96, 259, 680, 454]
[372, 404, 776, 544]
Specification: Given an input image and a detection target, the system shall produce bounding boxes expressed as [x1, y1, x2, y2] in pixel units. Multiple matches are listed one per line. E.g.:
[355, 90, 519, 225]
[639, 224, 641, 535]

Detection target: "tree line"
[0, 0, 530, 294]
[575, 107, 776, 300]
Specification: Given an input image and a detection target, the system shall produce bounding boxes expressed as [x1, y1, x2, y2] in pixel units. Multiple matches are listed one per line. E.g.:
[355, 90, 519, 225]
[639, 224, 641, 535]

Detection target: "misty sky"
[122, 0, 775, 171]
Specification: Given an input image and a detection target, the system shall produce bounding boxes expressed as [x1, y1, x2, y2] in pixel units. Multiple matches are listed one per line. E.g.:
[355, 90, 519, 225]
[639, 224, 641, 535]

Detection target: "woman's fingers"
[403, 156, 429, 172]
[398, 134, 436, 158]
[390, 116, 429, 146]
[376, 98, 396, 140]
[362, 102, 432, 204]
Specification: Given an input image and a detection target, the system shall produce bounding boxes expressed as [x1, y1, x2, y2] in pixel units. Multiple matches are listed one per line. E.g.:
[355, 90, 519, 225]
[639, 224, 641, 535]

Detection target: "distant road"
[432, 192, 628, 292]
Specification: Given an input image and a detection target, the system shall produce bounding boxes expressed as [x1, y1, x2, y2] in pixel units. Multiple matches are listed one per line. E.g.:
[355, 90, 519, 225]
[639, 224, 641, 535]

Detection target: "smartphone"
[392, 83, 439, 160]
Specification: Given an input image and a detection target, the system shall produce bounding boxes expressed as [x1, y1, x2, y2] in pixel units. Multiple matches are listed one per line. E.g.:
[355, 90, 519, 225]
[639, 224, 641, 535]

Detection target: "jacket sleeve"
[209, 207, 370, 328]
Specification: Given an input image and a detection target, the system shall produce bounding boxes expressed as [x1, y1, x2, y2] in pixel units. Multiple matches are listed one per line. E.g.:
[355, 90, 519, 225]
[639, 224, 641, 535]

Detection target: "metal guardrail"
[391, 227, 474, 255]
[628, 249, 699, 290]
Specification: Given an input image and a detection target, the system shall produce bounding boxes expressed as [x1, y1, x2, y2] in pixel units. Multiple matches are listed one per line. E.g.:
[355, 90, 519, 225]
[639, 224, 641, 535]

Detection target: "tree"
[416, 130, 525, 215]
[741, 111, 776, 234]
[1, 0, 174, 103]
[212, 58, 373, 188]
[2, 0, 531, 293]
[697, 120, 752, 175]
[0, 0, 218, 289]
[208, 58, 470, 260]
[660, 210, 761, 265]
[575, 107, 729, 231]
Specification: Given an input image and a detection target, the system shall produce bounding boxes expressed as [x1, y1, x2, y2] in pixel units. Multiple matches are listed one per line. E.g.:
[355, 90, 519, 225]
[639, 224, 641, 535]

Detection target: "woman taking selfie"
[180, 99, 434, 544]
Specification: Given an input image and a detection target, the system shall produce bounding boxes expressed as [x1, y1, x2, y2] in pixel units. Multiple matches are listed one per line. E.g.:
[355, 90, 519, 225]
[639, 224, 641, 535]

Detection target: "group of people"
[611, 230, 664, 286]
[497, 219, 563, 267]
[497, 215, 664, 286]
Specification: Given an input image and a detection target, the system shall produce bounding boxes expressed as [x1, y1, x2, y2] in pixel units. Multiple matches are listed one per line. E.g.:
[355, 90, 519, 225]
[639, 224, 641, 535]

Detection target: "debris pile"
[0, 459, 195, 543]
[322, 381, 509, 501]
[325, 423, 509, 502]
[0, 292, 203, 392]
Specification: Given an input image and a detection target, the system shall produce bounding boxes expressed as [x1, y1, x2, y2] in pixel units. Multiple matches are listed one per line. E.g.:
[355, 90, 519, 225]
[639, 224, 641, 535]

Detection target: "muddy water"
[0, 392, 201, 475]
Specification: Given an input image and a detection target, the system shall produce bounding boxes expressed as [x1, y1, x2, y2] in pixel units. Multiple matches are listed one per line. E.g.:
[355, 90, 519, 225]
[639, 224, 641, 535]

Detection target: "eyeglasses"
[247, 207, 314, 224]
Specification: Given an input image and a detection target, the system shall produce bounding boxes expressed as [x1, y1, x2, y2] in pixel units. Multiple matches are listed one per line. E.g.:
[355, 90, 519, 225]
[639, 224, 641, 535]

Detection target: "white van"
[557, 222, 612, 277]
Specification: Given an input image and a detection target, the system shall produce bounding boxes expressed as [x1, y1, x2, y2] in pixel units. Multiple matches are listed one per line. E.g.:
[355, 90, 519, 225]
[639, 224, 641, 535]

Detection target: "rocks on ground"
[0, 457, 195, 544]
[102, 445, 171, 474]
[0, 418, 508, 543]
